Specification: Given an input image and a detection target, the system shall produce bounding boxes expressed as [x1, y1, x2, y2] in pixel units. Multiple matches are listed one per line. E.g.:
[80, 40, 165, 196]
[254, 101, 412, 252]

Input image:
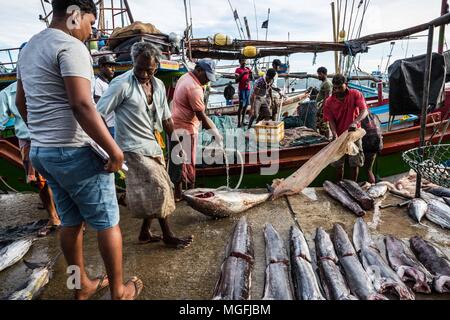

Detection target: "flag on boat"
[261, 20, 269, 29]
[233, 10, 239, 20]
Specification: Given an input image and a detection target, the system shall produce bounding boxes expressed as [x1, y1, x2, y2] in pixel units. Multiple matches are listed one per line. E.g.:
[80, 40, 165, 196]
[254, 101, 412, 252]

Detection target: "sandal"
[126, 277, 143, 300]
[94, 274, 109, 294]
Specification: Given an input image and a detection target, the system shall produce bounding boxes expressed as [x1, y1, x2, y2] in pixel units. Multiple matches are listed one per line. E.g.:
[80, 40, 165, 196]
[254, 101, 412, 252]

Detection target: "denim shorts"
[239, 89, 251, 108]
[30, 146, 119, 231]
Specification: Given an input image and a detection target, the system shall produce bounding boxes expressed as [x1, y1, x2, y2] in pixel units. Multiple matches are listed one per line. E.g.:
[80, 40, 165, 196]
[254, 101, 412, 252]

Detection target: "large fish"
[315, 227, 357, 300]
[353, 219, 414, 300]
[339, 180, 374, 210]
[407, 199, 428, 224]
[384, 235, 432, 294]
[8, 253, 61, 300]
[367, 183, 389, 198]
[0, 238, 34, 272]
[410, 236, 450, 293]
[262, 224, 294, 300]
[426, 186, 450, 198]
[289, 226, 325, 300]
[323, 181, 365, 217]
[0, 220, 48, 243]
[183, 188, 271, 218]
[424, 200, 450, 230]
[332, 224, 387, 300]
[213, 217, 254, 300]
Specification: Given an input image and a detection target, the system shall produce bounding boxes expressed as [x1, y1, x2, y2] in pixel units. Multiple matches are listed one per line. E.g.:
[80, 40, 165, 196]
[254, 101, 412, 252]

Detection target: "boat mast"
[438, 0, 449, 54]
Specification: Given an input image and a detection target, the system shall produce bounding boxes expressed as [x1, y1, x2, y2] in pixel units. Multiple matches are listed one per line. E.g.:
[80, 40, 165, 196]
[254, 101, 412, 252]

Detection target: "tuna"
[353, 219, 415, 300]
[385, 235, 432, 294]
[410, 236, 450, 293]
[407, 199, 428, 224]
[339, 180, 374, 210]
[323, 181, 365, 217]
[8, 253, 61, 300]
[0, 238, 34, 272]
[213, 217, 254, 300]
[332, 224, 387, 300]
[315, 227, 357, 300]
[0, 220, 48, 243]
[426, 187, 450, 198]
[424, 200, 450, 230]
[289, 226, 325, 300]
[262, 224, 294, 300]
[367, 183, 389, 198]
[183, 188, 270, 218]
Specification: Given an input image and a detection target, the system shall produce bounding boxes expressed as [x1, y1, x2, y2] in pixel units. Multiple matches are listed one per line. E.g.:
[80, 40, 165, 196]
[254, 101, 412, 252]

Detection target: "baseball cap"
[98, 55, 119, 66]
[197, 59, 217, 82]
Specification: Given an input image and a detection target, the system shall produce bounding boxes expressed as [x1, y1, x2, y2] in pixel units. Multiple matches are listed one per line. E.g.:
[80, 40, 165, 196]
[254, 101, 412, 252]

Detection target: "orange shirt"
[171, 72, 205, 135]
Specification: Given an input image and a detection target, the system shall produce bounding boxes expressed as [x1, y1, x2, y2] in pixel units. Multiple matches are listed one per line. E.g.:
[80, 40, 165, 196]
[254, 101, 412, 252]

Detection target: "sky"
[1, 0, 449, 74]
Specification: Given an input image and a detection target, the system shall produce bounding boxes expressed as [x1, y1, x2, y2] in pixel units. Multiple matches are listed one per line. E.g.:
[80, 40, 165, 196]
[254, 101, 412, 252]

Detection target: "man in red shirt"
[323, 74, 369, 182]
[235, 59, 253, 127]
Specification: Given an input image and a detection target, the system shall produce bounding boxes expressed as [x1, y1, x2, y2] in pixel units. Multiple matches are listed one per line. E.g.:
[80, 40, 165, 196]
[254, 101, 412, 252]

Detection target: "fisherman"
[361, 111, 383, 184]
[270, 59, 283, 121]
[94, 55, 119, 137]
[248, 68, 277, 129]
[0, 82, 61, 236]
[316, 66, 333, 138]
[323, 74, 369, 182]
[97, 42, 194, 249]
[224, 81, 235, 106]
[169, 59, 223, 201]
[235, 59, 253, 127]
[15, 0, 142, 300]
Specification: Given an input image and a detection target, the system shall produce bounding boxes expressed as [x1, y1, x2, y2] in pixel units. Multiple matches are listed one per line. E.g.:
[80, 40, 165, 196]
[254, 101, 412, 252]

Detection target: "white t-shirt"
[17, 28, 94, 147]
[94, 76, 115, 128]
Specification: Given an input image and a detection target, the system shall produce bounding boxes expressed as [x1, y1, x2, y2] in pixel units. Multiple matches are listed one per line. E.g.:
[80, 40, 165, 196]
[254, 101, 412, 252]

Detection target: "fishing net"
[402, 144, 450, 187]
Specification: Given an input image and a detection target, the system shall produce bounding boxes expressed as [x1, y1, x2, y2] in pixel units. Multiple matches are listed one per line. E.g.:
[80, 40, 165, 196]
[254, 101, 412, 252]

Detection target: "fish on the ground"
[425, 186, 450, 198]
[407, 199, 428, 224]
[339, 180, 374, 210]
[213, 217, 254, 300]
[262, 224, 294, 300]
[332, 224, 387, 300]
[0, 238, 34, 272]
[421, 191, 446, 204]
[352, 219, 415, 300]
[7, 253, 61, 300]
[0, 220, 48, 243]
[410, 236, 450, 293]
[384, 235, 432, 294]
[367, 183, 389, 198]
[323, 181, 365, 217]
[183, 188, 270, 218]
[424, 200, 450, 230]
[289, 225, 325, 300]
[315, 227, 357, 300]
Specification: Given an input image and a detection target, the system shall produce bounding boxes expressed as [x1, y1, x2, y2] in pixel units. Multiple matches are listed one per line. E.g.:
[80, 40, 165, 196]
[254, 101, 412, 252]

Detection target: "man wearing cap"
[94, 55, 118, 137]
[170, 59, 223, 201]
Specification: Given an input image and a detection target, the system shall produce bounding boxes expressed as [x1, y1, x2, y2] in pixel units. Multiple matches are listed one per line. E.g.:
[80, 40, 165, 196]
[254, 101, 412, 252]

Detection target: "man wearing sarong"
[97, 42, 193, 249]
[170, 59, 223, 201]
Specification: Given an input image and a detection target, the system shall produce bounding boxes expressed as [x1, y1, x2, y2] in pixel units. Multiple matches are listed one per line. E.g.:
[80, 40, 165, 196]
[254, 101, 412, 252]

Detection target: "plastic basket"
[254, 121, 285, 144]
[402, 144, 450, 187]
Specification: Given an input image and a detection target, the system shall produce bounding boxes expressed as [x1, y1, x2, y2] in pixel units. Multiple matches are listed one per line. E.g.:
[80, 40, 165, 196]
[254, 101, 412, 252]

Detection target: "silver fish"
[333, 224, 387, 300]
[426, 187, 450, 198]
[0, 238, 34, 272]
[425, 200, 450, 230]
[289, 226, 325, 300]
[183, 188, 270, 218]
[262, 224, 294, 300]
[8, 253, 61, 300]
[385, 235, 433, 294]
[315, 227, 357, 300]
[353, 219, 415, 300]
[368, 183, 388, 198]
[407, 199, 428, 223]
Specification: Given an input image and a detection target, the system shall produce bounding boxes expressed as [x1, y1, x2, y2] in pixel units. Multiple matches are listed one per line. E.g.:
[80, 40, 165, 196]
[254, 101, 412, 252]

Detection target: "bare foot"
[163, 235, 194, 249]
[76, 274, 109, 300]
[119, 277, 143, 300]
[138, 231, 163, 244]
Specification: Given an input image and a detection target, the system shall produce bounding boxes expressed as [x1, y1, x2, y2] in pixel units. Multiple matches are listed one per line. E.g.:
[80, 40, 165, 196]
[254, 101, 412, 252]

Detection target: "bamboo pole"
[438, 0, 448, 54]
[332, 2, 339, 74]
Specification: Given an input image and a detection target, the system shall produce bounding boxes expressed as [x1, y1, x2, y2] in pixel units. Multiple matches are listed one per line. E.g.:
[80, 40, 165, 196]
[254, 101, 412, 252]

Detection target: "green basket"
[402, 144, 450, 188]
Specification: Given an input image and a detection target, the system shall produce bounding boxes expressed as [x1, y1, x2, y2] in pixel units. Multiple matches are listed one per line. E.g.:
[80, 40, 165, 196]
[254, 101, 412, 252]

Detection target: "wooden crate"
[254, 121, 285, 144]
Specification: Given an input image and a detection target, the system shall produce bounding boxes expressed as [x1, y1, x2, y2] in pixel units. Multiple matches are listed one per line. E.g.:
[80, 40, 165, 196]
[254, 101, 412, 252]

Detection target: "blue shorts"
[239, 89, 251, 108]
[108, 127, 115, 138]
[30, 146, 119, 231]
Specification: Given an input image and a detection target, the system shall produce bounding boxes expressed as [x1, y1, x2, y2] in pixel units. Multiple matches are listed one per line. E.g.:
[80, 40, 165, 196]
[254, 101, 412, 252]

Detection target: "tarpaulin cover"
[388, 52, 446, 116]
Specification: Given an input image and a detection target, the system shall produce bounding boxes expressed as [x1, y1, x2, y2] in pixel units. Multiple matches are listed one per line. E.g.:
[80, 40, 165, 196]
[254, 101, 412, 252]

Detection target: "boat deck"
[0, 189, 449, 300]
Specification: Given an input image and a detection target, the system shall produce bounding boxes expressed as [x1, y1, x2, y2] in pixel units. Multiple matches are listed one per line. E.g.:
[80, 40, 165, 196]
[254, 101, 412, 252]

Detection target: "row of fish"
[408, 187, 450, 229]
[213, 217, 450, 300]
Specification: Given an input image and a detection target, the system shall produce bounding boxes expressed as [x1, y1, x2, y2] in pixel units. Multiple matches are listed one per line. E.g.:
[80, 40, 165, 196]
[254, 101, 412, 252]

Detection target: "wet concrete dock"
[0, 189, 449, 300]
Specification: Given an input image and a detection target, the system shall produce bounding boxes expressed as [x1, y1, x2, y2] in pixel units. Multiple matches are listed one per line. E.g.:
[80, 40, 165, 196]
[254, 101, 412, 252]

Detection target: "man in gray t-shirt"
[15, 0, 142, 301]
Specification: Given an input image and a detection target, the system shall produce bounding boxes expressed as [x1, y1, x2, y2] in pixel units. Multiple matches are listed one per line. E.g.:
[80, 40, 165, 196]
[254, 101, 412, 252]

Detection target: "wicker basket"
[402, 144, 450, 188]
[255, 121, 285, 144]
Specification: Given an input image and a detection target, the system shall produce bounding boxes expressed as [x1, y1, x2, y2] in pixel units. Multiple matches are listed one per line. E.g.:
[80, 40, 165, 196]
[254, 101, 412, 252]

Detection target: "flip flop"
[94, 274, 109, 294]
[126, 277, 143, 300]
